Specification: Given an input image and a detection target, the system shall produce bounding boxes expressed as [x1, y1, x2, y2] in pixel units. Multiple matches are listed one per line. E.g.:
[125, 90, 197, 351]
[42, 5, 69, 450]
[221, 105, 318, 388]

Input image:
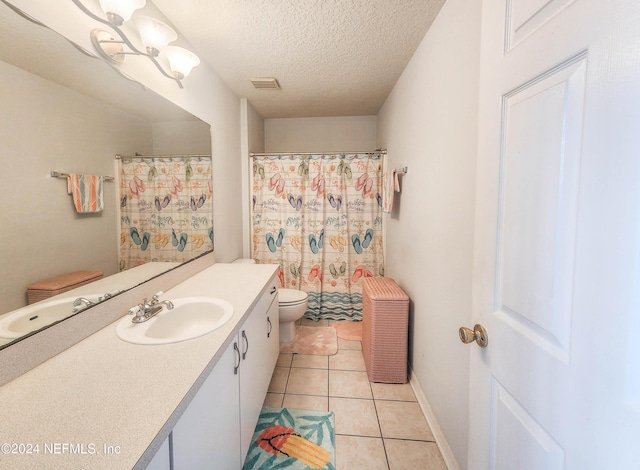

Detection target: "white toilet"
[278, 288, 308, 343]
[232, 259, 308, 343]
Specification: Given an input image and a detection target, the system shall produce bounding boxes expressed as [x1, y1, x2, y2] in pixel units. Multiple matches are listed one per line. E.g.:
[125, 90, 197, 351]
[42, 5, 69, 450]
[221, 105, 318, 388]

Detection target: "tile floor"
[264, 319, 448, 470]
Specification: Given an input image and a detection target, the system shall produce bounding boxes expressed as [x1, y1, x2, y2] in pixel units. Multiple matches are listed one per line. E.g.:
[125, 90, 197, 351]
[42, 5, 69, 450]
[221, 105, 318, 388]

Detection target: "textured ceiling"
[153, 0, 446, 118]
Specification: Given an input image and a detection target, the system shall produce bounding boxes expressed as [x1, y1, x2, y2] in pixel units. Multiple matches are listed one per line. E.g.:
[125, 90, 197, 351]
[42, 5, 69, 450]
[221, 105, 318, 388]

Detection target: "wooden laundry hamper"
[362, 277, 410, 383]
[27, 270, 103, 304]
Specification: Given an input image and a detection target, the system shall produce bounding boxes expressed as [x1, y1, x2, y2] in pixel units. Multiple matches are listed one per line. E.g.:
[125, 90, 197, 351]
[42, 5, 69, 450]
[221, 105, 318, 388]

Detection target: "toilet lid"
[279, 288, 308, 305]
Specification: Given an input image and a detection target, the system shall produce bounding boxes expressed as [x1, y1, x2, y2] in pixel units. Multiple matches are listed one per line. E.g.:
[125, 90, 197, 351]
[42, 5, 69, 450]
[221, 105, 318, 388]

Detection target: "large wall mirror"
[0, 1, 213, 349]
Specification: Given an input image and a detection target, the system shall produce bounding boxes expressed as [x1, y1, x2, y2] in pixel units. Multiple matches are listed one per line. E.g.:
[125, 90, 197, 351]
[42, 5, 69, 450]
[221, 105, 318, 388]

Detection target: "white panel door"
[468, 1, 640, 468]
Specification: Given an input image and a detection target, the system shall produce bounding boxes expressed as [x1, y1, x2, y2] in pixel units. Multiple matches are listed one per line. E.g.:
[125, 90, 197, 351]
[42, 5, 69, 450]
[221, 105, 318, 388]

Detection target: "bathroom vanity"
[0, 263, 279, 469]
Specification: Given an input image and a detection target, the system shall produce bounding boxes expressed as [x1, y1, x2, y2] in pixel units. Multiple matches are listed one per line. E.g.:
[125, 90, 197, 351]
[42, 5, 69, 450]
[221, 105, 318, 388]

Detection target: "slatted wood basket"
[27, 270, 103, 304]
[362, 277, 410, 383]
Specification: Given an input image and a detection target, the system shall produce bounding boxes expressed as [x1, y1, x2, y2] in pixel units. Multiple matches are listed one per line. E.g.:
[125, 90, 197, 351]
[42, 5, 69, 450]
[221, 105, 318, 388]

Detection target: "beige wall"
[152, 121, 212, 155]
[246, 102, 266, 155]
[0, 60, 154, 314]
[376, 0, 482, 466]
[241, 100, 265, 258]
[265, 116, 377, 152]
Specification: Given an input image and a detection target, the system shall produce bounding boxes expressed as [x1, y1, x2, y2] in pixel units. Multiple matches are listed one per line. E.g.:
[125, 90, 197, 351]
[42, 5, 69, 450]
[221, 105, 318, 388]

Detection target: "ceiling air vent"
[250, 77, 281, 90]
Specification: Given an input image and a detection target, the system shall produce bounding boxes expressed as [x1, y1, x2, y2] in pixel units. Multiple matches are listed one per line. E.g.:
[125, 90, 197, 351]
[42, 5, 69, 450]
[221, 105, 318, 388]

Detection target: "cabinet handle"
[233, 342, 240, 375]
[267, 317, 272, 338]
[270, 286, 277, 295]
[242, 330, 249, 360]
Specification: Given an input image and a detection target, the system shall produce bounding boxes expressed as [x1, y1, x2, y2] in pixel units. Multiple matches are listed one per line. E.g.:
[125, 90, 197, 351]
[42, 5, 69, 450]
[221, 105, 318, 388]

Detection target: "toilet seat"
[279, 288, 308, 306]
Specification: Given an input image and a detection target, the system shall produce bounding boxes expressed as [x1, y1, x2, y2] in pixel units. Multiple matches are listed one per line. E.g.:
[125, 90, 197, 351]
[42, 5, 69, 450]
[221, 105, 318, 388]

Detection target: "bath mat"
[243, 407, 335, 470]
[333, 321, 362, 341]
[279, 327, 338, 355]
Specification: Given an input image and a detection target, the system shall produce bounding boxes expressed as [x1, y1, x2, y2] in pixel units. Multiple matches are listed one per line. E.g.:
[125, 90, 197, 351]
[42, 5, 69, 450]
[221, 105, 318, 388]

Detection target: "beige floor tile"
[336, 435, 389, 470]
[329, 370, 373, 399]
[292, 354, 329, 369]
[371, 382, 417, 402]
[276, 353, 293, 367]
[268, 366, 289, 394]
[330, 397, 380, 437]
[282, 394, 329, 411]
[329, 349, 366, 371]
[263, 393, 283, 408]
[338, 337, 362, 350]
[376, 401, 434, 441]
[286, 367, 328, 396]
[384, 439, 447, 470]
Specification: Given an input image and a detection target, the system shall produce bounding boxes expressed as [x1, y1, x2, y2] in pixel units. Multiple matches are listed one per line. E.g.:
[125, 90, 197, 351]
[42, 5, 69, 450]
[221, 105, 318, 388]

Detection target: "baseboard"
[409, 365, 461, 470]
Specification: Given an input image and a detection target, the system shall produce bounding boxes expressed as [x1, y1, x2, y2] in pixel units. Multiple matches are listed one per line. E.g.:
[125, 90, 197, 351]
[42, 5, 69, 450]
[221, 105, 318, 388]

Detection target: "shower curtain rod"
[115, 154, 211, 159]
[249, 149, 386, 157]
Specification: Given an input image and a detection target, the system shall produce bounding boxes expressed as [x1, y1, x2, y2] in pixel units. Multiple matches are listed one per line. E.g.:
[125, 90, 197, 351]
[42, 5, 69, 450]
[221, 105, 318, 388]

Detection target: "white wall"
[265, 116, 377, 152]
[152, 121, 212, 155]
[0, 60, 153, 313]
[246, 102, 266, 154]
[376, 0, 481, 466]
[241, 99, 265, 257]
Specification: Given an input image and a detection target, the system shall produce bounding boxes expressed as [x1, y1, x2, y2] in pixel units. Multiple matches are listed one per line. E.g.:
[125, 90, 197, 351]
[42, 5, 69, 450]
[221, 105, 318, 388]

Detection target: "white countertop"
[0, 263, 278, 469]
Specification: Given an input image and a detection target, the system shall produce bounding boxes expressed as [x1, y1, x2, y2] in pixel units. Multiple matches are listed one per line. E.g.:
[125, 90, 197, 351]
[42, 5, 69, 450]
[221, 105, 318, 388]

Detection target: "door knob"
[459, 324, 488, 348]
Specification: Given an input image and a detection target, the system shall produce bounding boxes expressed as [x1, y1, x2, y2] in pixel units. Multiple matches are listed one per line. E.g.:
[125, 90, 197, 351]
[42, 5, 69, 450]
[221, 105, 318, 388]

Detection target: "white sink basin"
[116, 297, 234, 345]
[0, 295, 102, 339]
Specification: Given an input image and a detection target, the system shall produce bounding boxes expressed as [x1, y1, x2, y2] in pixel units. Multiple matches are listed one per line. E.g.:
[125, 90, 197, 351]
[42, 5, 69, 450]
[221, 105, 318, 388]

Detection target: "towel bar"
[50, 171, 114, 182]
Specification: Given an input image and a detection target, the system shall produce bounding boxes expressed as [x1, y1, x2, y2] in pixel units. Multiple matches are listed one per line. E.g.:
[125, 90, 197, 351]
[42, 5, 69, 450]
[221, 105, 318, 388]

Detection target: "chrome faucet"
[128, 291, 174, 323]
[72, 297, 94, 312]
[101, 290, 123, 300]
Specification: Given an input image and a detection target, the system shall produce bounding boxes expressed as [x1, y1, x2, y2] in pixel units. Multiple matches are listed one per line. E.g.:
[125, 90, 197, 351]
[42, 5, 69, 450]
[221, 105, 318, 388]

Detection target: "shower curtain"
[118, 156, 213, 271]
[251, 153, 384, 321]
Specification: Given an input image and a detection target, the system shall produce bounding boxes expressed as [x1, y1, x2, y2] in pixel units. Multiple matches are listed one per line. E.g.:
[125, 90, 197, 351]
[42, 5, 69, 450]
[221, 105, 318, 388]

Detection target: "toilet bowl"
[232, 261, 308, 343]
[278, 288, 308, 343]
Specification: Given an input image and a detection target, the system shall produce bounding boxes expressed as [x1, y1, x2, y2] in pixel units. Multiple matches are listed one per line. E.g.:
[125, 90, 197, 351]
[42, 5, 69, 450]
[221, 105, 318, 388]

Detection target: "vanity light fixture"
[72, 0, 200, 88]
[98, 0, 145, 26]
[165, 46, 200, 79]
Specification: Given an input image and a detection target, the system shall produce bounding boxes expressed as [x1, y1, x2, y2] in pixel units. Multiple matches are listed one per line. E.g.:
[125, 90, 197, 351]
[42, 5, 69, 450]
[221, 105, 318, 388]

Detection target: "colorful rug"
[333, 321, 362, 341]
[243, 407, 335, 470]
[279, 327, 338, 355]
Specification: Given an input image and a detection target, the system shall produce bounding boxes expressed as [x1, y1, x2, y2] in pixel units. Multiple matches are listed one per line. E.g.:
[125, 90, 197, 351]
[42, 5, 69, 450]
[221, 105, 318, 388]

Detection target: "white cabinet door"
[171, 340, 241, 470]
[239, 282, 279, 463]
[265, 289, 280, 362]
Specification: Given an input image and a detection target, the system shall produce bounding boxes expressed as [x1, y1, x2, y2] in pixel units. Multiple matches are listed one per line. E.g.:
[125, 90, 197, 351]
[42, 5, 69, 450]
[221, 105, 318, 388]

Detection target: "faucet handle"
[151, 291, 164, 303]
[128, 305, 141, 316]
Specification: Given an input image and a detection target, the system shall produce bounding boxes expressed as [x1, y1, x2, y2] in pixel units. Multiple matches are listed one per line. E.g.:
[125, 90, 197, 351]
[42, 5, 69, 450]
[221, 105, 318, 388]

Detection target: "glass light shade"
[134, 16, 177, 56]
[165, 46, 200, 79]
[99, 0, 145, 25]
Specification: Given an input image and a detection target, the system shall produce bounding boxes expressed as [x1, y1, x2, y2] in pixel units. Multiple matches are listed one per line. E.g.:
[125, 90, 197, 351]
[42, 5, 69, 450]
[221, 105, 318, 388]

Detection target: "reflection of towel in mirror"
[67, 174, 104, 213]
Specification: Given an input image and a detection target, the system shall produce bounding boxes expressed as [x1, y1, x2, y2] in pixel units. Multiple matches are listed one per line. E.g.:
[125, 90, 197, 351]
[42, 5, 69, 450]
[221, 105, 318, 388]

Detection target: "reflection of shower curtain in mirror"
[251, 153, 384, 321]
[118, 156, 213, 271]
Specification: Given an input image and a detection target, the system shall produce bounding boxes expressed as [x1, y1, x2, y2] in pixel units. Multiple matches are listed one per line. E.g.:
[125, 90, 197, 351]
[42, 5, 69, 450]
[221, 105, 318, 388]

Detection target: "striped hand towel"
[67, 174, 104, 213]
[382, 170, 400, 213]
